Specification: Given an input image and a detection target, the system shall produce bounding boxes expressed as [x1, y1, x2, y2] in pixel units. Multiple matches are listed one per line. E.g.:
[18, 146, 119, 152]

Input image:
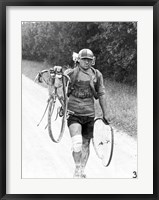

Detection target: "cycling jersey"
[65, 66, 105, 117]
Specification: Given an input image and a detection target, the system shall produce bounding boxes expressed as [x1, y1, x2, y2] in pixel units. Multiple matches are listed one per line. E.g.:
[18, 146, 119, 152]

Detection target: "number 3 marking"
[133, 171, 137, 178]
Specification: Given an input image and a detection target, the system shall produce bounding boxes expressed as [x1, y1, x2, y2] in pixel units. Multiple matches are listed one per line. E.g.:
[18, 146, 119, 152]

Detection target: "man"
[65, 48, 109, 178]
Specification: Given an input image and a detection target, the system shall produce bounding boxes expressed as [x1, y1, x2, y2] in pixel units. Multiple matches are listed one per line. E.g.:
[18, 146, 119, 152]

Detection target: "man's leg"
[80, 137, 91, 178]
[68, 123, 82, 178]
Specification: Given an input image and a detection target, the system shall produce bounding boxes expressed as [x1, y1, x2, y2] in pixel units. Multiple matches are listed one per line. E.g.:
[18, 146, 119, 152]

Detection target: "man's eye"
[82, 59, 88, 62]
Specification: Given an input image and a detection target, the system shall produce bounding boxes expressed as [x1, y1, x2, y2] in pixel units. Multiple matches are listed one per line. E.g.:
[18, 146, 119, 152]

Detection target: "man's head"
[78, 49, 95, 70]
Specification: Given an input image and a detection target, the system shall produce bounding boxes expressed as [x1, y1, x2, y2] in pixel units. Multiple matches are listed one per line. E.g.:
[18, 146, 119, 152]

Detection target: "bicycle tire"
[92, 118, 114, 167]
[48, 98, 57, 142]
[47, 78, 68, 143]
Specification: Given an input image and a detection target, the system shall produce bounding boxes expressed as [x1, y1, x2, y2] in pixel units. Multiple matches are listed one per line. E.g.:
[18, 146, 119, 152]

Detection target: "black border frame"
[0, 0, 158, 199]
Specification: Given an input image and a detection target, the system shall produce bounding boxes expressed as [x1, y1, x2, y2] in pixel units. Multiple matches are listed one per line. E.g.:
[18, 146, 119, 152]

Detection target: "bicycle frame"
[35, 67, 70, 127]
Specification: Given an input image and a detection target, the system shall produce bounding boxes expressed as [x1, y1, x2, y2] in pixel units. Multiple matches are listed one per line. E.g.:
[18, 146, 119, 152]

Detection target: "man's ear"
[92, 56, 96, 66]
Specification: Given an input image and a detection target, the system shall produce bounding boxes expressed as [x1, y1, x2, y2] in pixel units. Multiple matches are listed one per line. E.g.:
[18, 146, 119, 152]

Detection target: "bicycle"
[35, 66, 71, 143]
[92, 117, 114, 167]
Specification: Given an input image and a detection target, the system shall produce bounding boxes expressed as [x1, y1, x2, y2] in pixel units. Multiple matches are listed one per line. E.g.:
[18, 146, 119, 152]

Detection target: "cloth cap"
[78, 49, 94, 60]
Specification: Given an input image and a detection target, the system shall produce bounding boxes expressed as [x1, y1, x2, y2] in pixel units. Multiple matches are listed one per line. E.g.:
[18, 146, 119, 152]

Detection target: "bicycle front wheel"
[92, 118, 114, 167]
[48, 97, 68, 143]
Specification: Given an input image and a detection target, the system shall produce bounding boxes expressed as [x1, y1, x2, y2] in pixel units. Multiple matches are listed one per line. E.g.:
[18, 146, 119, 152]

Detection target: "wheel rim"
[92, 118, 114, 167]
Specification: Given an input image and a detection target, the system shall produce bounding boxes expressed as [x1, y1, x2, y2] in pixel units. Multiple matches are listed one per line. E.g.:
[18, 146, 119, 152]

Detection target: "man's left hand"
[103, 116, 110, 125]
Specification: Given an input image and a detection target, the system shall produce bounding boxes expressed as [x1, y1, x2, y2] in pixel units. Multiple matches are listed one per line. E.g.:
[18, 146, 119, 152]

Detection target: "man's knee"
[72, 135, 82, 152]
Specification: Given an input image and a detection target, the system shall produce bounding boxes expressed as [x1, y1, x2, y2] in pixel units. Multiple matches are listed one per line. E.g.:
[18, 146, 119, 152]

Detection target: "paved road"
[22, 75, 137, 179]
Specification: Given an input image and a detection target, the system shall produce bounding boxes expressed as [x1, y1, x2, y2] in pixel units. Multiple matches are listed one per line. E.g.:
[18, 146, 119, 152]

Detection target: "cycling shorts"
[67, 115, 94, 139]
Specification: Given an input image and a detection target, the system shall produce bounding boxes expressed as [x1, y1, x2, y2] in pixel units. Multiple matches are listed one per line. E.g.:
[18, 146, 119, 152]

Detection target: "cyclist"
[65, 48, 109, 178]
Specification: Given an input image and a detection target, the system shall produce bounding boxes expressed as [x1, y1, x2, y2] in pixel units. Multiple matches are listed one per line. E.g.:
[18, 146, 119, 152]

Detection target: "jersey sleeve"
[64, 68, 74, 83]
[95, 70, 106, 97]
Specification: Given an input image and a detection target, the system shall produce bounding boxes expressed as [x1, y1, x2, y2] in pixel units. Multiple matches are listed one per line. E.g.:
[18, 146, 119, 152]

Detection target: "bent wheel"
[92, 118, 114, 167]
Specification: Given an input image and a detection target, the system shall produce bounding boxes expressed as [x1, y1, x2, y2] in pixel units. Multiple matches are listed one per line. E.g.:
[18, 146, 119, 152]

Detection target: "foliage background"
[22, 22, 137, 85]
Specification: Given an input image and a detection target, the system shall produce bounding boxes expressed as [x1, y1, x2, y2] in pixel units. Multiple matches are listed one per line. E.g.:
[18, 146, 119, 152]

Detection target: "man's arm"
[98, 94, 110, 124]
[96, 70, 110, 124]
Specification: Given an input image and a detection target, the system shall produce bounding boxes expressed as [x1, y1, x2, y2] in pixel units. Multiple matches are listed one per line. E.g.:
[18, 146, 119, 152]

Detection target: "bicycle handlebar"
[34, 68, 71, 85]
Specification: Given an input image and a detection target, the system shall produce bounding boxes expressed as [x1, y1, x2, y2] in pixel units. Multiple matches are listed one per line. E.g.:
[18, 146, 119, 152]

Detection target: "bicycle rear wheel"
[92, 118, 114, 167]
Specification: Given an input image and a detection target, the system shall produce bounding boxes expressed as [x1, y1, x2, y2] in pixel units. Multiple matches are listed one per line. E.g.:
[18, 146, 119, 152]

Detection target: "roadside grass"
[22, 60, 51, 82]
[22, 60, 137, 138]
[95, 80, 137, 138]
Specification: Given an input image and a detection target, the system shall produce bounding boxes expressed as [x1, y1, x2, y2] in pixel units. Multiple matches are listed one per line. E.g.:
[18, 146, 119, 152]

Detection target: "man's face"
[79, 58, 93, 70]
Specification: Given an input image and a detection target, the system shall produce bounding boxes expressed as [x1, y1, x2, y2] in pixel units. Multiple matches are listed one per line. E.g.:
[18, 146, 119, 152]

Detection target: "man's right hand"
[54, 66, 62, 73]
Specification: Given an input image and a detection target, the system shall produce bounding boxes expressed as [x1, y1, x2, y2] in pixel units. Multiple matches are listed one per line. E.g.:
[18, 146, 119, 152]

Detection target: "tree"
[88, 22, 137, 85]
[22, 22, 137, 85]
